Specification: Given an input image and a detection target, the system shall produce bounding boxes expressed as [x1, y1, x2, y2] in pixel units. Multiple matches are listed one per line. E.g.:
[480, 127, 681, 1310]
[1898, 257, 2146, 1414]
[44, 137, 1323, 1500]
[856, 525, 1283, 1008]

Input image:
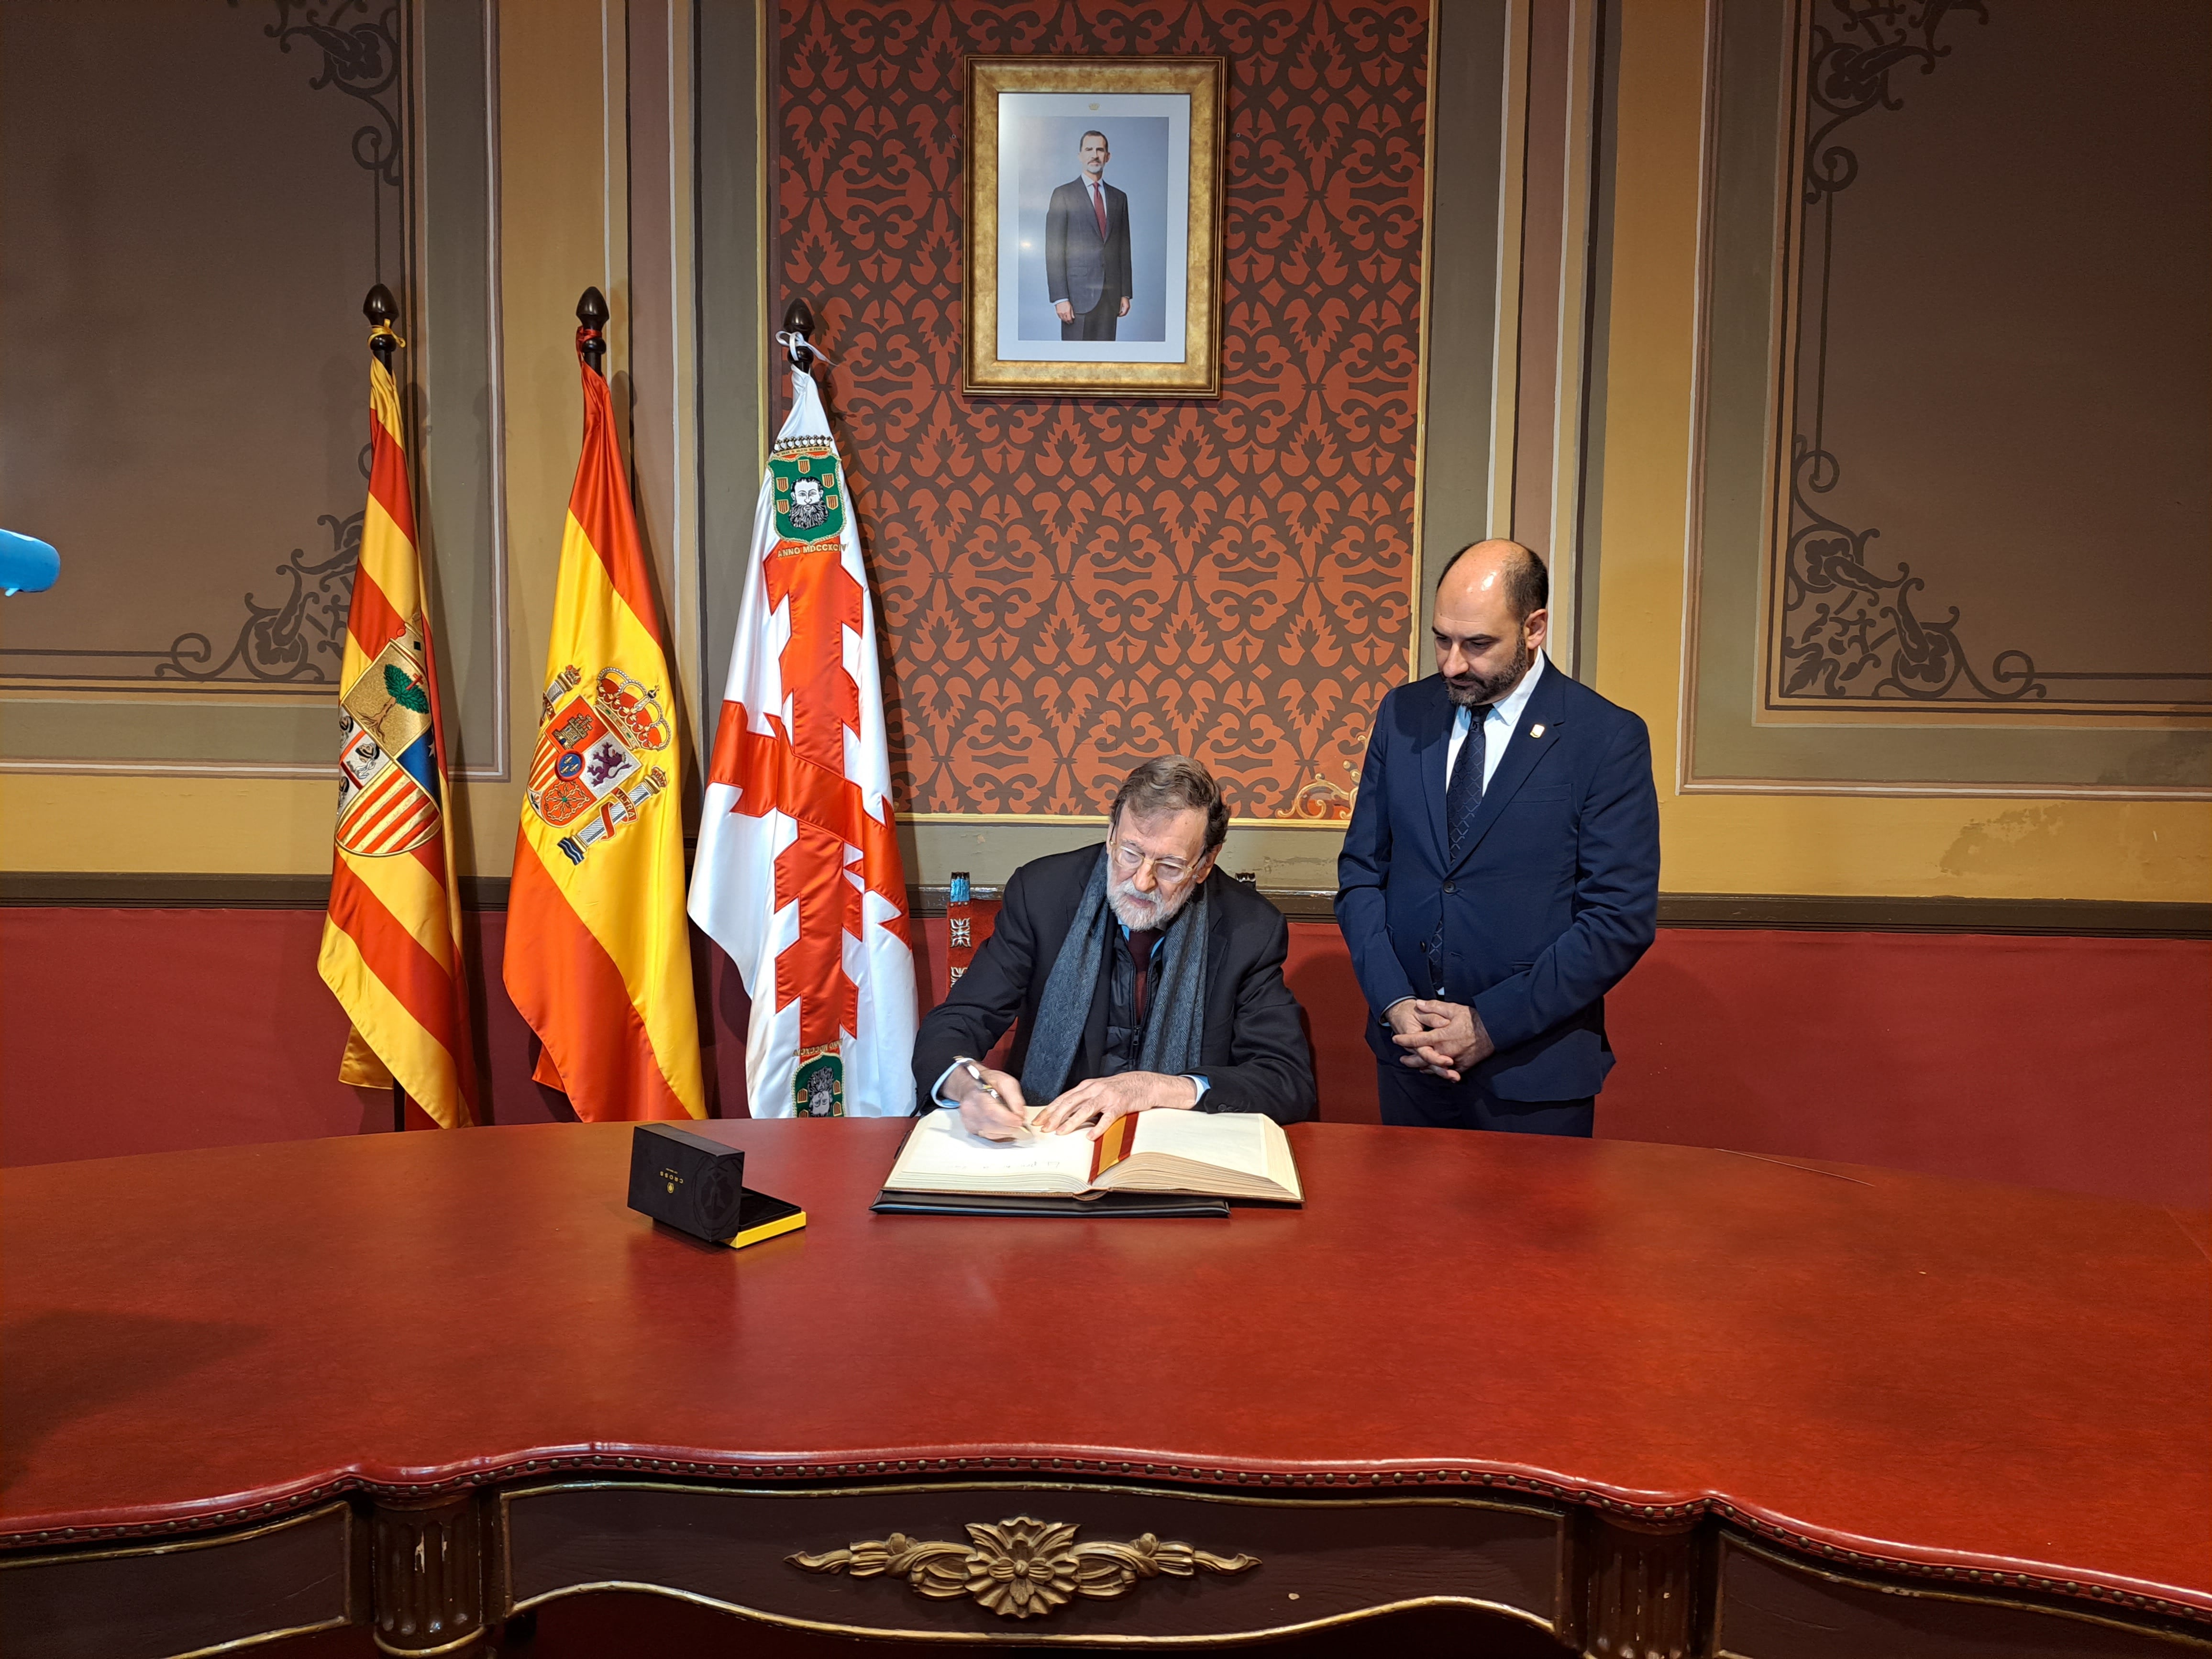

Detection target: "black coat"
[912, 846, 1317, 1124]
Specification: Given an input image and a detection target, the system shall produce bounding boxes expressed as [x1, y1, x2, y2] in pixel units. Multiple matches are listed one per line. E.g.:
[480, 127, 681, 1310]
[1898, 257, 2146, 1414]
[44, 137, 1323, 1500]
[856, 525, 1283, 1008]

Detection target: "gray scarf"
[1019, 848, 1209, 1105]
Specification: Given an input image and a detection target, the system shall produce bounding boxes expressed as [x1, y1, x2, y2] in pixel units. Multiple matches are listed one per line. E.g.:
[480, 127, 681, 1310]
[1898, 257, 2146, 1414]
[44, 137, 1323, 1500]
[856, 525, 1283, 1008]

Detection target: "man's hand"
[1054, 299, 1075, 323]
[1390, 999, 1496, 1083]
[1386, 1000, 1454, 1079]
[951, 1065, 1030, 1141]
[1034, 1071, 1197, 1140]
[1117, 296, 1131, 317]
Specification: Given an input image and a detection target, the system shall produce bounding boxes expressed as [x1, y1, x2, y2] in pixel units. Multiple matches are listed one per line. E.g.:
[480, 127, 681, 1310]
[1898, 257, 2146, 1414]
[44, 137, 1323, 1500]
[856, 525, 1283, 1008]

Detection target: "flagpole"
[365, 282, 398, 373]
[366, 282, 405, 1136]
[783, 298, 815, 370]
[577, 286, 608, 376]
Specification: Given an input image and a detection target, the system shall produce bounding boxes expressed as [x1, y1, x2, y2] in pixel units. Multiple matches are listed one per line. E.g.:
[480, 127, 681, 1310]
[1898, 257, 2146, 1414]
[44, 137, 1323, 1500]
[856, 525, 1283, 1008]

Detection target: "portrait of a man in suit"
[1043, 130, 1133, 342]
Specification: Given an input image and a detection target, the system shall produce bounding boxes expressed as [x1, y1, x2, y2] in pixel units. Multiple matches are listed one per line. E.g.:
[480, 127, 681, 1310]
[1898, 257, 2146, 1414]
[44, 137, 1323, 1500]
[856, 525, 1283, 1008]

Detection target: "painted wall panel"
[0, 0, 506, 778]
[1589, 0, 2209, 897]
[1680, 0, 2211, 791]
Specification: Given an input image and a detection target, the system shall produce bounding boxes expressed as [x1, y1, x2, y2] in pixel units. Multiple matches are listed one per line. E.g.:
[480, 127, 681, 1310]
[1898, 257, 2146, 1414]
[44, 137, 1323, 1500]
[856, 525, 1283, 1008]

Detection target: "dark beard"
[1446, 636, 1532, 707]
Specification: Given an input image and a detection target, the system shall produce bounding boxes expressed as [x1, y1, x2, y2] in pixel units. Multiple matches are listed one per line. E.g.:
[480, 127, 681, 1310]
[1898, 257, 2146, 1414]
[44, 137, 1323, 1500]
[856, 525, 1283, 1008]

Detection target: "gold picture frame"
[963, 56, 1225, 398]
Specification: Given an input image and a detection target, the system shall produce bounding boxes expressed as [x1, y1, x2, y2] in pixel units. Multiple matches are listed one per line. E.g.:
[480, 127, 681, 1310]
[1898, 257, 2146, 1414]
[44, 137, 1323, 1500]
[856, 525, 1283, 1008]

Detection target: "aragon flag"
[688, 362, 916, 1117]
[503, 328, 705, 1121]
[318, 328, 476, 1126]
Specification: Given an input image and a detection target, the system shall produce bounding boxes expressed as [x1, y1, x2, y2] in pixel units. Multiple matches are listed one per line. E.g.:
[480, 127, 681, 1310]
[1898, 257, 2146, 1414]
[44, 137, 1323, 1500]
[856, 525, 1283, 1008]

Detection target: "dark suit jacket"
[1335, 663, 1660, 1101]
[913, 847, 1316, 1124]
[1044, 177, 1132, 315]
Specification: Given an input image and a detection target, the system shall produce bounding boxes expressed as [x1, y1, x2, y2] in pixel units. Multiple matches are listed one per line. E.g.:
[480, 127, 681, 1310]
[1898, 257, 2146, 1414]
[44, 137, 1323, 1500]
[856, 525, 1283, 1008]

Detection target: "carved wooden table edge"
[7, 1460, 2210, 1658]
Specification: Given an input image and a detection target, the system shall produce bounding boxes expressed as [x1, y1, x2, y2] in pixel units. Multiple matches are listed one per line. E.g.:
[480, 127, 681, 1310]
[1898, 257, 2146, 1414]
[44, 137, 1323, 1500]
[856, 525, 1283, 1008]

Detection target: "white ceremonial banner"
[688, 366, 917, 1117]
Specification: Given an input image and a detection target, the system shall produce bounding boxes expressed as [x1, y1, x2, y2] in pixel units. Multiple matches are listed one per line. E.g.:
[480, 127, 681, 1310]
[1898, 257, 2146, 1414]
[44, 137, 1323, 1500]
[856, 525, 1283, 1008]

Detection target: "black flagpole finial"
[577, 286, 610, 376]
[365, 283, 400, 369]
[782, 298, 816, 370]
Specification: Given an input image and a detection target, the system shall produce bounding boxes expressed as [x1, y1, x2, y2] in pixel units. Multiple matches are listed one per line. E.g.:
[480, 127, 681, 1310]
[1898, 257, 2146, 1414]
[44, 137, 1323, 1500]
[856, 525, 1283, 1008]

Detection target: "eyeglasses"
[1108, 838, 1197, 886]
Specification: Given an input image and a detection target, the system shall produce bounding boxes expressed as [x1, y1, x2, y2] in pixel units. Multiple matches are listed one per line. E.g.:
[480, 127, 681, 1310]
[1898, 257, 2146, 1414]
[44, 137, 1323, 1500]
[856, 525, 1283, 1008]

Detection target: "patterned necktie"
[1446, 705, 1490, 859]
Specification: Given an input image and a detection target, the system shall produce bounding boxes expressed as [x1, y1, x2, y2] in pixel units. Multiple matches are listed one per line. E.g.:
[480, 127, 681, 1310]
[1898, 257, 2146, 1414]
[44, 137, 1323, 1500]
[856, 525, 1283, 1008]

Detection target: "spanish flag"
[318, 332, 477, 1126]
[503, 329, 705, 1121]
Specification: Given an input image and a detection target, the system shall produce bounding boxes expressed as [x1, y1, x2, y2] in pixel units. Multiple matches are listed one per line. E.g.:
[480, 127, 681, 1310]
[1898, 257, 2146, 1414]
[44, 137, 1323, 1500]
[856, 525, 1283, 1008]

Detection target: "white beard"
[1107, 876, 1193, 932]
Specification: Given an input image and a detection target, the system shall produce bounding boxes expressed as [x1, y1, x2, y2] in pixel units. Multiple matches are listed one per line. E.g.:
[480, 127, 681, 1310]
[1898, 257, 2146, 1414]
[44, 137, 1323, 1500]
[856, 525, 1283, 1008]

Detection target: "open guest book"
[877, 1106, 1303, 1211]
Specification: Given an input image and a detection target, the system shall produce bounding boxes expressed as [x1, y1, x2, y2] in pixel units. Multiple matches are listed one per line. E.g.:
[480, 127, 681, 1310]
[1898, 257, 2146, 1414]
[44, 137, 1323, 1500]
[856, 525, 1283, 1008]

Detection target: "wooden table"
[3, 1120, 2207, 1658]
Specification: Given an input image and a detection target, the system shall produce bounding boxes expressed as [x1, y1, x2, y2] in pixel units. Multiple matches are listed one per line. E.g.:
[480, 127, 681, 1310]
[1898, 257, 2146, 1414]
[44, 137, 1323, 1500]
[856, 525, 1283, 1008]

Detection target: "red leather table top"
[4, 1120, 2206, 1616]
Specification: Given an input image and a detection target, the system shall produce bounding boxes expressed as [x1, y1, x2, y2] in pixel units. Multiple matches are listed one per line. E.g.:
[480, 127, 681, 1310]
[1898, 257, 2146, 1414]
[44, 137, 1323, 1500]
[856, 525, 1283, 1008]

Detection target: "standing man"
[1044, 130, 1133, 342]
[914, 757, 1315, 1138]
[1336, 541, 1659, 1135]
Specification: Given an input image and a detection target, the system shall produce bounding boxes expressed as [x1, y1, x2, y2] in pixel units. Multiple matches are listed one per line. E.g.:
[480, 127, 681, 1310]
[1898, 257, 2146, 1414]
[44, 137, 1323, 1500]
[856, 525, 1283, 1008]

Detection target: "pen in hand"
[956, 1057, 999, 1106]
[957, 1058, 1035, 1137]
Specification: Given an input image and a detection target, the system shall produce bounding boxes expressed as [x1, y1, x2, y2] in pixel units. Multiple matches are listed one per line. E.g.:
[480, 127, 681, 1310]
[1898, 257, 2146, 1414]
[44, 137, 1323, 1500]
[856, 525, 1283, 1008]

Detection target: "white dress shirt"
[1446, 649, 1546, 795]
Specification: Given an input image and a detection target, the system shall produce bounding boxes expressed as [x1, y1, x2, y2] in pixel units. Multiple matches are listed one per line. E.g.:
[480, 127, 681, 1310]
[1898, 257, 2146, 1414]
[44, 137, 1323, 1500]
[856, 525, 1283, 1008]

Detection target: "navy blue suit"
[1335, 664, 1659, 1126]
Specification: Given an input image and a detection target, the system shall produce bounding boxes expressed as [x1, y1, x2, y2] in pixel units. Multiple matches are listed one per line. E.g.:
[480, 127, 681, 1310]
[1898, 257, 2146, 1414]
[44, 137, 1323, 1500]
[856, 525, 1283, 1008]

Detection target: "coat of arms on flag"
[526, 664, 673, 867]
[770, 440, 843, 542]
[334, 617, 442, 858]
[794, 1044, 844, 1117]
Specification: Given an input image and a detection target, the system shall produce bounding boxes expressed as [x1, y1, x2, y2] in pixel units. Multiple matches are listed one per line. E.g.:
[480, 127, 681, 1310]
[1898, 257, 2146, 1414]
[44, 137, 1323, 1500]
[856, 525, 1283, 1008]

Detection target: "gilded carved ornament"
[787, 1514, 1260, 1619]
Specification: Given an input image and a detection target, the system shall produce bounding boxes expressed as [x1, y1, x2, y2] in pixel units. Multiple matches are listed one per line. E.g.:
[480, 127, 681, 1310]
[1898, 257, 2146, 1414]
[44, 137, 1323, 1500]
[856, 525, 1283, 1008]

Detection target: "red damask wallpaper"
[775, 0, 1428, 818]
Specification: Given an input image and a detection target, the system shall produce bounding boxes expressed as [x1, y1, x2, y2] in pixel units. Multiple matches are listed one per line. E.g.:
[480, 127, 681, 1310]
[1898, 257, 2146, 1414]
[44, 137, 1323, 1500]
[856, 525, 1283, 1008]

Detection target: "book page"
[1096, 1111, 1301, 1201]
[1260, 1120, 1303, 1202]
[884, 1108, 1094, 1193]
[1128, 1109, 1271, 1174]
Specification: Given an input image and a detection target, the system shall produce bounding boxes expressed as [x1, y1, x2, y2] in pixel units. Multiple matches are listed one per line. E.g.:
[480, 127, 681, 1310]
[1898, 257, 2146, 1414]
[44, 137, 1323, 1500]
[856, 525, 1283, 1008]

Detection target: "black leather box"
[627, 1124, 805, 1248]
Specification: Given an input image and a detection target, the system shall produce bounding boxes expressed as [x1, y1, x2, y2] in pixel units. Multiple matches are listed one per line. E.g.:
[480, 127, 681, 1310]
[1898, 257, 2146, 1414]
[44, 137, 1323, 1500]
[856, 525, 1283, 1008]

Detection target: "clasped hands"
[1389, 998, 1496, 1083]
[951, 1065, 1195, 1142]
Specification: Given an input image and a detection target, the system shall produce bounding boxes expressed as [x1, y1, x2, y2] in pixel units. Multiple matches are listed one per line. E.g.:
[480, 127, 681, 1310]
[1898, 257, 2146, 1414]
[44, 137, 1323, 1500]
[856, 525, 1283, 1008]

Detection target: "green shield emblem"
[793, 1047, 845, 1117]
[770, 443, 844, 543]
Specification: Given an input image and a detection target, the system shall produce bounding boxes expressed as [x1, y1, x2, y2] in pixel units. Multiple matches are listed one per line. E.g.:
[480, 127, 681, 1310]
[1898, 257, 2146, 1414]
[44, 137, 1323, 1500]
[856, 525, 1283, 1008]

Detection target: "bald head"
[1438, 539, 1547, 620]
[1432, 540, 1548, 706]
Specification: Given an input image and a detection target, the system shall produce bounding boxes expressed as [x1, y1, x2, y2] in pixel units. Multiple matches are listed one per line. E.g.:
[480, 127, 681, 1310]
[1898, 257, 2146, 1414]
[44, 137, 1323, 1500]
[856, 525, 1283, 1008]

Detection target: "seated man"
[913, 757, 1317, 1139]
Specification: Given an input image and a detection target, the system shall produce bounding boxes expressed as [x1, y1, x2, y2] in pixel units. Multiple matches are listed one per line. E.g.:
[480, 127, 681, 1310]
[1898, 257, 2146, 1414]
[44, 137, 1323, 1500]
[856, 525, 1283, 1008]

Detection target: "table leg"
[372, 1491, 487, 1656]
[1564, 1512, 1711, 1659]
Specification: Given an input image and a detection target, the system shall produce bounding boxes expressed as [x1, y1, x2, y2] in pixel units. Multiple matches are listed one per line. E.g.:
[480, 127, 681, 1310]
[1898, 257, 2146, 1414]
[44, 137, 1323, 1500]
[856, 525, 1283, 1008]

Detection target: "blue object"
[0, 529, 58, 596]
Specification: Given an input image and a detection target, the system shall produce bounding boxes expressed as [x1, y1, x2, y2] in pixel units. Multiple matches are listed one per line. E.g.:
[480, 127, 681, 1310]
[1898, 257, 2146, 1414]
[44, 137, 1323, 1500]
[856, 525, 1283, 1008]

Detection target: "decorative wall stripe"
[3, 873, 2203, 939]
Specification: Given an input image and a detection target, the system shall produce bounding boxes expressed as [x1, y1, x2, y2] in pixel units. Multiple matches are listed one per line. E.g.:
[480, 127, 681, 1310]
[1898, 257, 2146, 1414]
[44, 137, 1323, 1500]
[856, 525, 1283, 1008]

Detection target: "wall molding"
[0, 874, 514, 912]
[1650, 895, 2210, 939]
[4, 874, 2205, 939]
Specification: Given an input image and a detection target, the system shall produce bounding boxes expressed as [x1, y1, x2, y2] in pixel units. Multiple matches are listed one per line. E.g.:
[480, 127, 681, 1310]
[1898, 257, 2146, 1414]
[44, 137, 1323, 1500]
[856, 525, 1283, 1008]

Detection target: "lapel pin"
[1529, 723, 1547, 739]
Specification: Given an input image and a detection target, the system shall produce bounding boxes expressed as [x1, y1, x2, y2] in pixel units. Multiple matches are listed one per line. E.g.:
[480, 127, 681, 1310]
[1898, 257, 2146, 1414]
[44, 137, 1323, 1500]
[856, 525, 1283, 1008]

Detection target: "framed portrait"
[963, 56, 1225, 398]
